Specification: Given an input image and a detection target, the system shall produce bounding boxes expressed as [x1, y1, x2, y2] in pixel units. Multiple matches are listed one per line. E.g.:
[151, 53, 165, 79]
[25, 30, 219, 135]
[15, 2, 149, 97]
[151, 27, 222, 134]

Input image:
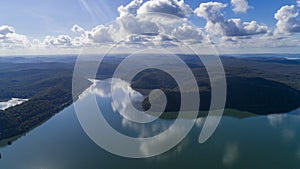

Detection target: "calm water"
[1, 79, 300, 169]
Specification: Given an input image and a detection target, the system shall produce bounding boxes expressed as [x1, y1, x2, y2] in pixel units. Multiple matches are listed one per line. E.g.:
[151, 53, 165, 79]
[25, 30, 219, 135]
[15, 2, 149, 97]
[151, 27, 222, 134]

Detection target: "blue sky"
[1, 0, 300, 55]
[0, 0, 295, 37]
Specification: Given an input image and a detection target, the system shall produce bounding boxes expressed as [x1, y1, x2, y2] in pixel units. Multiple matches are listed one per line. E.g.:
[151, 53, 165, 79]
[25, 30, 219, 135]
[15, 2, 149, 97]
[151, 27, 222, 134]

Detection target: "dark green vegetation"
[139, 56, 300, 115]
[0, 56, 90, 140]
[0, 54, 300, 140]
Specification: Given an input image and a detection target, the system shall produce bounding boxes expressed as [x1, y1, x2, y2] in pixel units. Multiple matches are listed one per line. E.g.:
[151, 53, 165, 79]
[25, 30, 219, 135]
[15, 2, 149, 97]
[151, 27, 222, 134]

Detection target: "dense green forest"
[0, 58, 90, 140]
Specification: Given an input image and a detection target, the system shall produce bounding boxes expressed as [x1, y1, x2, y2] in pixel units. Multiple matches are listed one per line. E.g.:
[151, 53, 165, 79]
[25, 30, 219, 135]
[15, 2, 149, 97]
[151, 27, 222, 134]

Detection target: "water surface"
[0, 79, 300, 169]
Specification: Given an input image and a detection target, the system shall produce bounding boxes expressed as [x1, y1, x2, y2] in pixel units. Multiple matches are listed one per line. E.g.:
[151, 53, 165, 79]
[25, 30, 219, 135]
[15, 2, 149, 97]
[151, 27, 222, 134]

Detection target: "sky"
[1, 0, 300, 55]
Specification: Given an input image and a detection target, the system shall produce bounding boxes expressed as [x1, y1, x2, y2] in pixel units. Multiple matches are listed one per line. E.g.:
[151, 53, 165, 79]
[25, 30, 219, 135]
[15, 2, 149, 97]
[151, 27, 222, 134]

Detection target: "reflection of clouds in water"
[121, 112, 194, 157]
[78, 79, 111, 100]
[111, 78, 166, 123]
[267, 113, 298, 142]
[267, 108, 300, 127]
[139, 120, 191, 157]
[0, 98, 28, 110]
[282, 129, 295, 141]
[267, 114, 286, 127]
[78, 78, 198, 157]
[110, 78, 145, 115]
[222, 143, 239, 167]
[86, 78, 156, 123]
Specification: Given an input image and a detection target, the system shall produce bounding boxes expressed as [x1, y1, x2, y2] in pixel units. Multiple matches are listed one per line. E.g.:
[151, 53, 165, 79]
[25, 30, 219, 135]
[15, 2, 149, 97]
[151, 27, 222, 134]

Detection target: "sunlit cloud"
[2, 0, 300, 55]
[231, 0, 250, 13]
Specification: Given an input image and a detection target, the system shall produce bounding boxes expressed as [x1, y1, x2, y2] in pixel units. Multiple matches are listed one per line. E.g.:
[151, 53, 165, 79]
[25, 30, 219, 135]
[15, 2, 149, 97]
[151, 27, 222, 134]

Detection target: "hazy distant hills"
[0, 55, 77, 64]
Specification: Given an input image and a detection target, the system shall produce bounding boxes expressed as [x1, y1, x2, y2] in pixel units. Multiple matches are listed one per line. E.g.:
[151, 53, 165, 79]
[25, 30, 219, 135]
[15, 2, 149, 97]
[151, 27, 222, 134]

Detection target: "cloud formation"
[69, 0, 205, 48]
[43, 35, 73, 47]
[195, 2, 267, 37]
[171, 23, 204, 43]
[0, 25, 29, 48]
[2, 0, 300, 54]
[118, 0, 143, 17]
[274, 5, 300, 34]
[231, 0, 250, 13]
[137, 0, 193, 18]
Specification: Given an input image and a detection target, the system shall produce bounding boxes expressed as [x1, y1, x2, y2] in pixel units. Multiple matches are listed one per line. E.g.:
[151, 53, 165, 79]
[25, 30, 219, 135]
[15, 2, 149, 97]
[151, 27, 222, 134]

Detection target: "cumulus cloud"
[118, 0, 143, 17]
[231, 0, 250, 13]
[137, 0, 193, 18]
[194, 2, 268, 37]
[171, 23, 204, 43]
[71, 24, 116, 46]
[72, 24, 85, 34]
[298, 0, 300, 7]
[59, 0, 204, 49]
[0, 25, 15, 35]
[69, 0, 205, 48]
[4, 0, 294, 54]
[89, 25, 115, 43]
[225, 19, 268, 36]
[117, 15, 159, 36]
[43, 35, 73, 47]
[0, 25, 30, 48]
[274, 5, 300, 34]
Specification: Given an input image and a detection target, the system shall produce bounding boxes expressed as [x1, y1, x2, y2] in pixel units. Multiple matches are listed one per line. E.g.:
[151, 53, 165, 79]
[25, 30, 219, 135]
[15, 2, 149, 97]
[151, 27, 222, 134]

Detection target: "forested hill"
[0, 59, 90, 140]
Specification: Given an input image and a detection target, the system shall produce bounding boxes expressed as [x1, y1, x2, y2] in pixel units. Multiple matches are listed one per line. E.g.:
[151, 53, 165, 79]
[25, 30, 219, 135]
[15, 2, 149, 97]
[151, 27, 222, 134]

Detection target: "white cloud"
[231, 0, 250, 13]
[116, 15, 159, 36]
[137, 0, 193, 18]
[0, 25, 30, 48]
[72, 24, 85, 34]
[274, 5, 300, 34]
[225, 19, 268, 36]
[194, 2, 227, 23]
[89, 25, 115, 43]
[71, 24, 116, 46]
[118, 0, 143, 17]
[3, 0, 300, 55]
[0, 25, 15, 35]
[298, 0, 300, 7]
[171, 23, 204, 43]
[43, 35, 73, 47]
[194, 2, 268, 37]
[70, 0, 205, 49]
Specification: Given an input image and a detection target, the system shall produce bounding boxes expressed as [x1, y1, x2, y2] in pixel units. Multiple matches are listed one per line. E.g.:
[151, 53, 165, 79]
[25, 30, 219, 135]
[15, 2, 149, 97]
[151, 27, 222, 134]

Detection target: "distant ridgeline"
[1, 55, 300, 140]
